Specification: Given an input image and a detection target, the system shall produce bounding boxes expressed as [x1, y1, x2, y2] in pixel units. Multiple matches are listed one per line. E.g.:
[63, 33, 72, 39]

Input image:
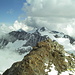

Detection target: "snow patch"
[65, 59, 68, 62]
[60, 70, 75, 75]
[48, 64, 58, 75]
[0, 49, 26, 74]
[39, 30, 75, 55]
[72, 58, 75, 61]
[44, 63, 48, 67]
[6, 40, 27, 50]
[45, 69, 49, 72]
[65, 53, 70, 56]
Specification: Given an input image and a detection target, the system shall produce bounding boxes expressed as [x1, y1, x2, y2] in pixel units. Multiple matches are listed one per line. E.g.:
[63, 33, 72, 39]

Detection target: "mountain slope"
[0, 28, 48, 47]
[1, 27, 75, 74]
[0, 27, 75, 55]
[0, 28, 49, 55]
[3, 39, 75, 75]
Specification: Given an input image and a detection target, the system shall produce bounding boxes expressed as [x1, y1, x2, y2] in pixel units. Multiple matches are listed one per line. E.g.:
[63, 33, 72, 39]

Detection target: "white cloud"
[0, 20, 33, 37]
[7, 9, 14, 14]
[21, 0, 75, 37]
[1, 0, 75, 37]
[10, 20, 33, 31]
[0, 24, 12, 36]
[23, 0, 75, 18]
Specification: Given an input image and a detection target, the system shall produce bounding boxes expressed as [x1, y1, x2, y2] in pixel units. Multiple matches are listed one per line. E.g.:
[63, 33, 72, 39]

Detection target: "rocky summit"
[3, 39, 75, 75]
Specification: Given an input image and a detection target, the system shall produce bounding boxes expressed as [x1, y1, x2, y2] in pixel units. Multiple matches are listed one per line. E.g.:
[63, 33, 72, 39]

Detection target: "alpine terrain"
[0, 27, 75, 75]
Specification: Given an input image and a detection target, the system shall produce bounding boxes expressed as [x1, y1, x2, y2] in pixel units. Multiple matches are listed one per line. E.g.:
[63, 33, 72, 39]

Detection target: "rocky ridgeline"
[0, 27, 75, 48]
[0, 29, 48, 48]
[3, 39, 75, 75]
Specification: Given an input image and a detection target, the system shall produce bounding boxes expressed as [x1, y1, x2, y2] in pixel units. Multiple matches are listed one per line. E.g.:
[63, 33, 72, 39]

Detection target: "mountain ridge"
[0, 27, 75, 74]
[3, 39, 75, 75]
[0, 27, 75, 54]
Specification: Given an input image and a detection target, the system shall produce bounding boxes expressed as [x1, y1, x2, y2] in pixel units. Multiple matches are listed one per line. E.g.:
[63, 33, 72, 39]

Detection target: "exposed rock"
[51, 30, 75, 44]
[51, 31, 59, 33]
[16, 46, 32, 55]
[0, 29, 48, 48]
[54, 34, 60, 38]
[0, 28, 75, 49]
[3, 39, 75, 75]
[0, 38, 8, 48]
[40, 27, 47, 31]
[63, 35, 75, 44]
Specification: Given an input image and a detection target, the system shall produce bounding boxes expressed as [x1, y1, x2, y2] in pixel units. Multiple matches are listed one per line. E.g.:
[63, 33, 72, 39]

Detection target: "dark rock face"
[51, 31, 59, 33]
[51, 31, 75, 44]
[0, 29, 48, 48]
[16, 47, 32, 55]
[40, 27, 47, 31]
[0, 38, 8, 48]
[0, 28, 75, 49]
[63, 35, 75, 44]
[24, 31, 48, 46]
[3, 39, 75, 75]
[9, 30, 28, 40]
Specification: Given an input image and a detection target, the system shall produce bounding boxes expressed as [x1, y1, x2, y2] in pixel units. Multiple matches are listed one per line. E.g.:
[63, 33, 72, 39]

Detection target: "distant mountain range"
[0, 27, 75, 55]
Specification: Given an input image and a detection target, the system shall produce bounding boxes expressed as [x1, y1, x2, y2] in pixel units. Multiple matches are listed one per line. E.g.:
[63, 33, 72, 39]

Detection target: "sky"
[1, 0, 75, 25]
[22, 0, 75, 37]
[0, 0, 26, 25]
[1, 0, 75, 37]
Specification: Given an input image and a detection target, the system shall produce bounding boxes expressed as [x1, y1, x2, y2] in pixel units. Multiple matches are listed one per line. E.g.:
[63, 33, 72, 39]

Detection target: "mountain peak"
[17, 28, 25, 32]
[40, 27, 48, 31]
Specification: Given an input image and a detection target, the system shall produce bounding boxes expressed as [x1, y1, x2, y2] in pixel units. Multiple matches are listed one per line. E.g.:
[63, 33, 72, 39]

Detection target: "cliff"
[3, 39, 75, 75]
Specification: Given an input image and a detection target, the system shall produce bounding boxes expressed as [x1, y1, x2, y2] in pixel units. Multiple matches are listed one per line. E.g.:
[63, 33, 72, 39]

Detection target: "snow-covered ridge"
[0, 27, 49, 54]
[0, 27, 75, 54]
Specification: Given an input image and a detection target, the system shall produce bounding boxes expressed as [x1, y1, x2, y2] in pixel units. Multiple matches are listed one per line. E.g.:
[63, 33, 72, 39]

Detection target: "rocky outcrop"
[3, 39, 75, 75]
[40, 27, 47, 31]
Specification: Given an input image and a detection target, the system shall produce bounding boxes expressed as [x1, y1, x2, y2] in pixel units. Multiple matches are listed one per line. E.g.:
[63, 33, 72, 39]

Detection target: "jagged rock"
[16, 46, 32, 55]
[51, 30, 75, 44]
[3, 39, 75, 75]
[0, 29, 48, 49]
[63, 35, 75, 44]
[54, 34, 60, 38]
[0, 28, 75, 49]
[51, 31, 59, 33]
[40, 27, 47, 31]
[9, 30, 28, 40]
[0, 38, 8, 48]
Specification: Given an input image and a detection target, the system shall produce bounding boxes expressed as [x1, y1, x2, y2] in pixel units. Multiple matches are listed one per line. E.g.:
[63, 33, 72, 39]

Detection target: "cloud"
[7, 9, 14, 14]
[10, 20, 33, 31]
[0, 24, 12, 36]
[0, 18, 75, 37]
[23, 0, 75, 18]
[0, 20, 33, 37]
[22, 0, 75, 24]
[21, 0, 75, 37]
[1, 0, 75, 37]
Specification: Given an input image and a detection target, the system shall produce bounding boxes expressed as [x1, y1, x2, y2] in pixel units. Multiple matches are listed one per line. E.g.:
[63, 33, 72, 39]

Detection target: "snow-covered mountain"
[0, 27, 75, 54]
[3, 37, 75, 75]
[0, 27, 75, 74]
[0, 28, 48, 54]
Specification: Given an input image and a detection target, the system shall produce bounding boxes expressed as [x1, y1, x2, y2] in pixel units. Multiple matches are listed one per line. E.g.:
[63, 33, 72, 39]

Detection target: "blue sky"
[0, 0, 26, 25]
